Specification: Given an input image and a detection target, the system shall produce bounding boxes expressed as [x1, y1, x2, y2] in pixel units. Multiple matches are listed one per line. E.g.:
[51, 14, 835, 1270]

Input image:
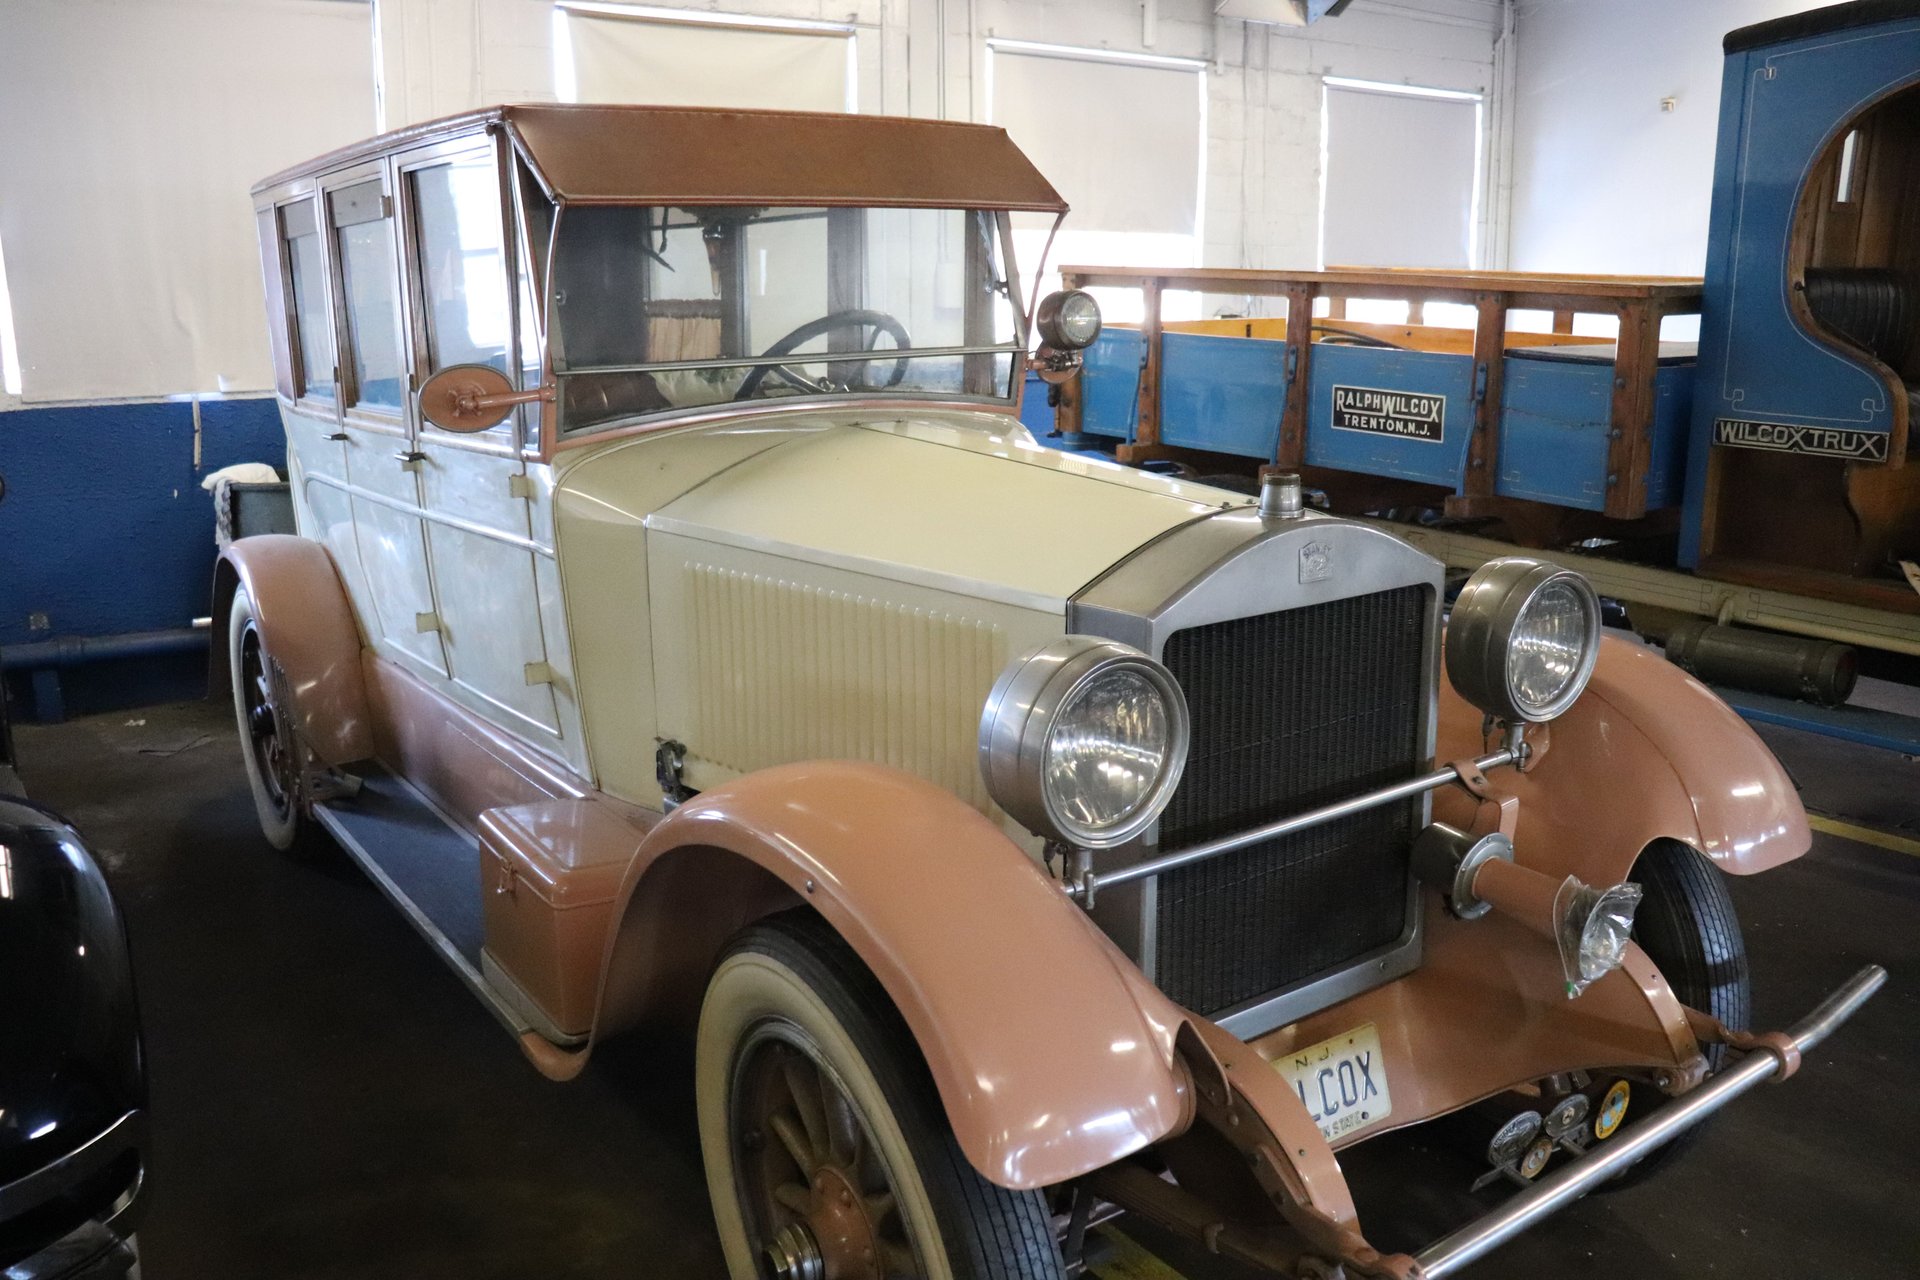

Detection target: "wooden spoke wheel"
[697, 915, 1063, 1280]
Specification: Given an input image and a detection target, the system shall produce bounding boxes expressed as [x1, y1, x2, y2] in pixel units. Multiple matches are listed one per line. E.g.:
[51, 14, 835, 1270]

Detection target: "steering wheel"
[732, 309, 912, 401]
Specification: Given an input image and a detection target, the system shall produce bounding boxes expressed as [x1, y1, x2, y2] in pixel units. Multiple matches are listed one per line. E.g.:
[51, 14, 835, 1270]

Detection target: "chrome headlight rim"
[978, 636, 1190, 849]
[1446, 557, 1601, 724]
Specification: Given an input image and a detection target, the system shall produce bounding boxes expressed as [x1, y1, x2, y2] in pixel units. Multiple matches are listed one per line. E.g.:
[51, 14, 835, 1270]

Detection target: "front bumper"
[1414, 963, 1886, 1277]
[1096, 965, 1885, 1279]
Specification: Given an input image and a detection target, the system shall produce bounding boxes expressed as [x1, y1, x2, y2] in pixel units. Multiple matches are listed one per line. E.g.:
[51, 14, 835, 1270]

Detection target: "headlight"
[978, 637, 1189, 849]
[1035, 290, 1103, 350]
[1445, 557, 1601, 723]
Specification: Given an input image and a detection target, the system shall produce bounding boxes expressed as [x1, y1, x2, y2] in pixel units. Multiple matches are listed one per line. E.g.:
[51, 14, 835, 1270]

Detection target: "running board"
[312, 767, 533, 1039]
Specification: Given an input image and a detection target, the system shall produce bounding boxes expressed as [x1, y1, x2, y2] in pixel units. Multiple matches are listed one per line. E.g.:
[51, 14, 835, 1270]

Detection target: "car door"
[324, 162, 448, 678]
[397, 136, 580, 761]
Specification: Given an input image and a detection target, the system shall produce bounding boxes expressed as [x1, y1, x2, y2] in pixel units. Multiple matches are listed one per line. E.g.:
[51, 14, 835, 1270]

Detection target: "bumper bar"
[1415, 964, 1888, 1278]
[1068, 748, 1517, 904]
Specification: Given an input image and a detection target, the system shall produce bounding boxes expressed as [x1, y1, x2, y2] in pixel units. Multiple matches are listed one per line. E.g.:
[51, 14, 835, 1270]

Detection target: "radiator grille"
[1154, 586, 1428, 1016]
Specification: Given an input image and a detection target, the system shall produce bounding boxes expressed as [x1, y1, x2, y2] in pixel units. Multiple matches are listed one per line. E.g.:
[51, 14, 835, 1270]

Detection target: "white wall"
[0, 0, 1501, 411]
[1504, 0, 1829, 277]
[0, 0, 376, 407]
[375, 0, 1504, 316]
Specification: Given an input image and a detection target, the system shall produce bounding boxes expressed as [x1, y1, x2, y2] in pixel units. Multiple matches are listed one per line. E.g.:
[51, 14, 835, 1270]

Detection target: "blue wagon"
[1031, 0, 1920, 717]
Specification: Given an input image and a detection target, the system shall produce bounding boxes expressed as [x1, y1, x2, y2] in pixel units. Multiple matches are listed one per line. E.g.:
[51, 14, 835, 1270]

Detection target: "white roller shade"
[0, 0, 374, 401]
[561, 13, 853, 112]
[1322, 83, 1481, 270]
[988, 47, 1203, 236]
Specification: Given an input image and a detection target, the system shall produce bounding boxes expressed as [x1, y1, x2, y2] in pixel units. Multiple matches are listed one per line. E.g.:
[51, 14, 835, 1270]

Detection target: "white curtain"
[0, 0, 375, 401]
[988, 47, 1205, 321]
[561, 13, 853, 112]
[988, 48, 1203, 239]
[1322, 84, 1481, 270]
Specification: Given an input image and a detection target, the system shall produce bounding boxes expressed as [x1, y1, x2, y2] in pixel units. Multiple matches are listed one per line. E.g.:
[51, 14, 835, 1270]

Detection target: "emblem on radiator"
[1300, 540, 1334, 583]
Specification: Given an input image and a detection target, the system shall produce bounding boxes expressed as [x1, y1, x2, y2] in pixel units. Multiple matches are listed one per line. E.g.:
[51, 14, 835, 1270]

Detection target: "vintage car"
[0, 792, 147, 1280]
[230, 105, 1883, 1279]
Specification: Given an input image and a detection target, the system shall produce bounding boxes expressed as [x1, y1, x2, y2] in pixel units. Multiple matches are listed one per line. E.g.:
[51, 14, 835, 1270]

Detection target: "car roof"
[252, 103, 1070, 214]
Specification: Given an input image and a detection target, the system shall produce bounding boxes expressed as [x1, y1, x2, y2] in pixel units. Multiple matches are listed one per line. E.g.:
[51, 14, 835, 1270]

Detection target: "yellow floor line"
[1087, 1225, 1190, 1280]
[1808, 812, 1920, 860]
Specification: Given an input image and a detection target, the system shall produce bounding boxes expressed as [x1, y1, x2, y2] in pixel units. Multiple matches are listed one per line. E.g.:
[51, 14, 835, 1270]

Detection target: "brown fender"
[1435, 633, 1809, 885]
[210, 535, 372, 767]
[574, 760, 1193, 1192]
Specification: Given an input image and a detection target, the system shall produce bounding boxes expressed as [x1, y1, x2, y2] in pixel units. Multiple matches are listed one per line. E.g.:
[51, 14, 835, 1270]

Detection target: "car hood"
[0, 799, 144, 1187]
[645, 417, 1241, 613]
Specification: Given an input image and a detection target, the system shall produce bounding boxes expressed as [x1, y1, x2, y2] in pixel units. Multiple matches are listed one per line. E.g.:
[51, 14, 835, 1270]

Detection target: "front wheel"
[1599, 838, 1750, 1188]
[696, 913, 1064, 1280]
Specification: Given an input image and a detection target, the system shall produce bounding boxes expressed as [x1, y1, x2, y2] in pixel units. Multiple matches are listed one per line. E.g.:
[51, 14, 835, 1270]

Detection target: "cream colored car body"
[553, 411, 1232, 824]
[285, 391, 1235, 834]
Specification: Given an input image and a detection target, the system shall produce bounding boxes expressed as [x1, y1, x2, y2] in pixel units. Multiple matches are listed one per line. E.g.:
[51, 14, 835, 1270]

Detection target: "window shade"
[1322, 85, 1480, 270]
[988, 49, 1203, 236]
[0, 0, 375, 401]
[562, 14, 852, 112]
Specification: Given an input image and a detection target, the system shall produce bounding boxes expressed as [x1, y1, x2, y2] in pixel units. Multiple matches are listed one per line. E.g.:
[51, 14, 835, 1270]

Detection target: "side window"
[281, 199, 334, 401]
[411, 155, 510, 377]
[329, 180, 405, 414]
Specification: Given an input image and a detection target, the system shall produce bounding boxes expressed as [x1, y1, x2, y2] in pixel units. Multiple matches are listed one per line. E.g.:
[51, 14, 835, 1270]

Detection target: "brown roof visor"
[257, 103, 1068, 214]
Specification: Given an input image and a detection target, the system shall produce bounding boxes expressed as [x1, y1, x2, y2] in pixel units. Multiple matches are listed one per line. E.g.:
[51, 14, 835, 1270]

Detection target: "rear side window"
[281, 200, 334, 401]
[330, 180, 405, 413]
[411, 155, 510, 377]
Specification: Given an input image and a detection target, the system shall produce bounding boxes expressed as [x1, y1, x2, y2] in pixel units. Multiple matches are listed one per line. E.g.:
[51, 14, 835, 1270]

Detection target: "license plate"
[1273, 1022, 1392, 1142]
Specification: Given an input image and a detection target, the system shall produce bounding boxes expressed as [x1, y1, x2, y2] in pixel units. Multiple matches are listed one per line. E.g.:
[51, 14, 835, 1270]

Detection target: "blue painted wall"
[0, 397, 286, 647]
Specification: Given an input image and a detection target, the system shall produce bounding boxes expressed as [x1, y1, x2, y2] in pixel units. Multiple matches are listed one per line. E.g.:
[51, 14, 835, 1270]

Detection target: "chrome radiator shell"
[1070, 509, 1444, 1037]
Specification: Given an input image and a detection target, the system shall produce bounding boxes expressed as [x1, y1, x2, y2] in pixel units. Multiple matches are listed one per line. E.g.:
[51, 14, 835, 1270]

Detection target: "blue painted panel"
[1716, 685, 1920, 757]
[1018, 371, 1053, 435]
[1683, 16, 1920, 563]
[198, 396, 286, 459]
[1643, 364, 1694, 510]
[1496, 357, 1695, 511]
[1159, 332, 1288, 458]
[0, 397, 287, 646]
[1080, 328, 1144, 440]
[1019, 367, 1127, 457]
[1304, 345, 1476, 487]
[1497, 358, 1613, 510]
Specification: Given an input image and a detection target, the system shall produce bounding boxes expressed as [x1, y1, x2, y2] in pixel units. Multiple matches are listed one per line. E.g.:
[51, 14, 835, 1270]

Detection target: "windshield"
[547, 205, 1021, 433]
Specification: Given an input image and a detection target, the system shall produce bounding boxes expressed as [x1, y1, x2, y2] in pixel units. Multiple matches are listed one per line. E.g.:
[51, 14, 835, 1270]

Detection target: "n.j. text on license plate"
[1273, 1022, 1392, 1142]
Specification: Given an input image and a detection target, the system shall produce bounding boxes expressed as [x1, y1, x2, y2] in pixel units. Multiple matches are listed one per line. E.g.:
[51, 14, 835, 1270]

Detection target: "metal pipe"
[1664, 619, 1857, 708]
[1074, 749, 1516, 900]
[1416, 964, 1888, 1278]
[0, 628, 208, 672]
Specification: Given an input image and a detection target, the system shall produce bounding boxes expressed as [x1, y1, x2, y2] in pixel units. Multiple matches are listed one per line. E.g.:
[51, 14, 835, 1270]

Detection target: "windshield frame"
[524, 192, 1037, 453]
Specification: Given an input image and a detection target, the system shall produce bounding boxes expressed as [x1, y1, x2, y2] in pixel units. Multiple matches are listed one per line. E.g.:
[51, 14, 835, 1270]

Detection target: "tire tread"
[1599, 838, 1750, 1189]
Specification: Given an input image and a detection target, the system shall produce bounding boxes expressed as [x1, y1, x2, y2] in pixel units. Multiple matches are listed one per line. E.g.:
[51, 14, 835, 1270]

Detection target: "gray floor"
[15, 699, 1920, 1280]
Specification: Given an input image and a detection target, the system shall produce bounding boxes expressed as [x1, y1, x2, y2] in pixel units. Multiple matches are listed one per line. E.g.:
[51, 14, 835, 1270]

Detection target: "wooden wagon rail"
[1056, 265, 1705, 521]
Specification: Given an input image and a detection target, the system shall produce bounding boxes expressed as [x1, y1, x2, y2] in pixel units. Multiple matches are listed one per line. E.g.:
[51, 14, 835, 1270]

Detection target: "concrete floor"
[15, 699, 1920, 1280]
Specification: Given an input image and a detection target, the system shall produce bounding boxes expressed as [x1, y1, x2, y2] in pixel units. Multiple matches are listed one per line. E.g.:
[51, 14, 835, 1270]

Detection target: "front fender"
[211, 535, 371, 767]
[591, 761, 1191, 1191]
[1436, 634, 1809, 883]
